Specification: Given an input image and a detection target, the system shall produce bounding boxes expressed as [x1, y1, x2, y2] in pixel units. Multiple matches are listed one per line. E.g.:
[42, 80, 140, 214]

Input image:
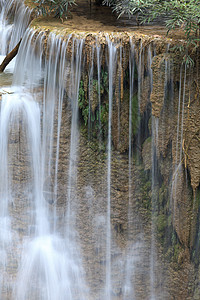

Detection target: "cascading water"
[0, 5, 87, 294]
[150, 115, 159, 300]
[0, 0, 193, 298]
[123, 40, 137, 300]
[0, 28, 159, 300]
[88, 46, 94, 136]
[96, 38, 102, 142]
[14, 32, 87, 300]
[105, 36, 116, 299]
[0, 0, 31, 55]
[171, 62, 187, 244]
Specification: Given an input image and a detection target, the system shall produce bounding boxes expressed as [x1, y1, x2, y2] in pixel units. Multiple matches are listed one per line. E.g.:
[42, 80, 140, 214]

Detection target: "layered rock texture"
[2, 0, 200, 297]
[25, 25, 200, 298]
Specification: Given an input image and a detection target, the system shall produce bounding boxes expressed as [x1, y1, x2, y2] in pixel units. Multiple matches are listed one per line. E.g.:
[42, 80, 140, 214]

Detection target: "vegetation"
[34, 0, 75, 18]
[104, 0, 200, 65]
[104, 0, 200, 33]
[78, 74, 109, 141]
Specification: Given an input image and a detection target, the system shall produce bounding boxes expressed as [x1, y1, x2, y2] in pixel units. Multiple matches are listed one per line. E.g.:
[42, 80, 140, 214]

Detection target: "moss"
[191, 189, 200, 265]
[167, 214, 172, 227]
[196, 189, 200, 206]
[80, 125, 107, 154]
[78, 94, 108, 144]
[142, 136, 152, 171]
[143, 136, 151, 145]
[173, 244, 182, 263]
[78, 80, 89, 125]
[25, 0, 37, 9]
[156, 213, 167, 240]
[78, 66, 110, 142]
[132, 94, 139, 136]
[99, 103, 109, 131]
[100, 70, 109, 94]
[136, 164, 152, 215]
[158, 183, 169, 212]
[142, 180, 152, 210]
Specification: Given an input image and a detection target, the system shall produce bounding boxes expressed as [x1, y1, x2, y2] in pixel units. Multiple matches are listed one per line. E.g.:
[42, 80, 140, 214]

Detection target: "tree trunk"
[0, 39, 22, 73]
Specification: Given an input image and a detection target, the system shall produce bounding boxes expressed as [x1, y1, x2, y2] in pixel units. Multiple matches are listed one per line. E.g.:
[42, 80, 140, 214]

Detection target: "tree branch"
[0, 39, 22, 73]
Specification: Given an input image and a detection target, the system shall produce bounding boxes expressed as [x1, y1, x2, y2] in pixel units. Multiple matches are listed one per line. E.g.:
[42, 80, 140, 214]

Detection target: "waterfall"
[96, 38, 102, 142]
[171, 63, 187, 241]
[0, 0, 196, 298]
[88, 46, 94, 136]
[105, 36, 117, 299]
[150, 116, 159, 300]
[137, 40, 143, 111]
[0, 0, 30, 55]
[123, 39, 136, 299]
[14, 33, 87, 300]
[66, 38, 84, 230]
[0, 10, 88, 294]
[0, 23, 159, 297]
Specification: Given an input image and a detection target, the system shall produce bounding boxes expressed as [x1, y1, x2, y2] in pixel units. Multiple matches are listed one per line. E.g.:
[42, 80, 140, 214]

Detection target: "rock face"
[23, 27, 200, 298]
[2, 2, 200, 294]
[149, 49, 200, 298]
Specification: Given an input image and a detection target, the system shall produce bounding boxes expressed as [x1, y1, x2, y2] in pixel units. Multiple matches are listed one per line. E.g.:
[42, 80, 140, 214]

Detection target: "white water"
[106, 36, 117, 300]
[171, 63, 187, 236]
[122, 40, 139, 300]
[0, 7, 87, 294]
[66, 38, 84, 233]
[96, 38, 102, 140]
[14, 33, 87, 299]
[0, 0, 31, 55]
[0, 1, 172, 299]
[137, 40, 143, 112]
[88, 46, 94, 136]
[150, 116, 159, 300]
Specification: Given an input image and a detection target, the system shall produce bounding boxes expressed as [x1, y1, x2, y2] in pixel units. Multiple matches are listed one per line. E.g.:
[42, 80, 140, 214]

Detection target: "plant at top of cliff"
[104, 0, 200, 63]
[34, 0, 76, 19]
[104, 0, 200, 30]
[103, 0, 147, 25]
[146, 0, 200, 66]
[143, 0, 200, 39]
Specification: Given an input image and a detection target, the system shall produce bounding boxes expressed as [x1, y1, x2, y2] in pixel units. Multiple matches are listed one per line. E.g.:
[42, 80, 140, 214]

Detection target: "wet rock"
[142, 137, 152, 171]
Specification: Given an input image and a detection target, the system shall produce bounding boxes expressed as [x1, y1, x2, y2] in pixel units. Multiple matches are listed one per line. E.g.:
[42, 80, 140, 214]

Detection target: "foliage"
[34, 0, 75, 18]
[78, 80, 89, 125]
[104, 0, 200, 33]
[143, 0, 200, 56]
[103, 0, 145, 18]
[99, 102, 109, 131]
[78, 77, 109, 139]
[104, 0, 200, 65]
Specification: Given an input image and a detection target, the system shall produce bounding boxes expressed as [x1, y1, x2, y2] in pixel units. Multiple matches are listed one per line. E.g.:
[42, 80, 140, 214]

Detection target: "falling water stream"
[0, 0, 192, 299]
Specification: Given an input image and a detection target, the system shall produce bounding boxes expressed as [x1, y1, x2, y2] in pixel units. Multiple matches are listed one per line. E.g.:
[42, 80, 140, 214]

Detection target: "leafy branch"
[34, 0, 76, 19]
[104, 0, 200, 65]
